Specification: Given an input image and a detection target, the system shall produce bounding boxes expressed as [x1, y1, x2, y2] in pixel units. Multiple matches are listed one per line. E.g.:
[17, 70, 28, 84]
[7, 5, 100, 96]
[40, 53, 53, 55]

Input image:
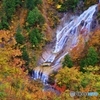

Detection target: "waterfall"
[32, 4, 98, 84]
[54, 5, 97, 53]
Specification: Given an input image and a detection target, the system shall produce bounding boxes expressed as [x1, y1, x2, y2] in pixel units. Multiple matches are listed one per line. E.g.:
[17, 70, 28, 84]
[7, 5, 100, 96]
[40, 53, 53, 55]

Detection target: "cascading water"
[32, 4, 98, 84]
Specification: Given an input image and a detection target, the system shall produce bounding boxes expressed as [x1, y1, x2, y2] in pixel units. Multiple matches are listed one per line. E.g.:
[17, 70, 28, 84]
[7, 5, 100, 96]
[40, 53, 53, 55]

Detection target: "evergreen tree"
[15, 26, 24, 44]
[3, 0, 16, 20]
[0, 0, 22, 29]
[25, 0, 42, 10]
[62, 54, 73, 68]
[22, 47, 29, 65]
[0, 16, 9, 29]
[80, 47, 99, 72]
[27, 7, 44, 27]
[58, 0, 79, 12]
[86, 47, 99, 66]
[15, 0, 23, 7]
[29, 28, 43, 46]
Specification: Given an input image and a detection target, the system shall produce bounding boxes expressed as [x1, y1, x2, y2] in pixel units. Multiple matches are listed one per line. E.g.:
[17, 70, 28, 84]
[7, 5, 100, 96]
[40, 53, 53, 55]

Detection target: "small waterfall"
[32, 4, 98, 84]
[32, 67, 53, 84]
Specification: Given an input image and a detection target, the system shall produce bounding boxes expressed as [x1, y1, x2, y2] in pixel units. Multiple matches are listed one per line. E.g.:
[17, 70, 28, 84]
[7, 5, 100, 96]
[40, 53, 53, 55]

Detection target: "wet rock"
[80, 20, 85, 26]
[91, 19, 97, 30]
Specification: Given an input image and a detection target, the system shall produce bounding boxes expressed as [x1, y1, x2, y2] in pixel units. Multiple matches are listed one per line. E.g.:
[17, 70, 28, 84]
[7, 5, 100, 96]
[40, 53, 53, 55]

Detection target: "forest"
[0, 0, 100, 100]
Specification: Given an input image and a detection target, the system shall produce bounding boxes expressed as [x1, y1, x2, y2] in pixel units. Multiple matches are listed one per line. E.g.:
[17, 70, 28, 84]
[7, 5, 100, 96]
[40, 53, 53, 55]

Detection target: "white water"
[32, 4, 98, 84]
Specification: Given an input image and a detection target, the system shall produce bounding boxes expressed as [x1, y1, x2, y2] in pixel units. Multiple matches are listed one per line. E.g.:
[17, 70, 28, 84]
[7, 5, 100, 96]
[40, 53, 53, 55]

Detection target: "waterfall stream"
[32, 4, 98, 84]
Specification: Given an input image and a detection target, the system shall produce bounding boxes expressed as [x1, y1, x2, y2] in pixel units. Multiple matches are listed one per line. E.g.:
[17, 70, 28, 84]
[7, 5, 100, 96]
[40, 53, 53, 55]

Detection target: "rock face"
[98, 3, 100, 10]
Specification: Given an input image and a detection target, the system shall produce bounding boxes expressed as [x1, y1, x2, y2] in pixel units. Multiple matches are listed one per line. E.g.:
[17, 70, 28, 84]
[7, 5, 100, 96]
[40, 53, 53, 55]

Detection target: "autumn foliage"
[0, 0, 100, 100]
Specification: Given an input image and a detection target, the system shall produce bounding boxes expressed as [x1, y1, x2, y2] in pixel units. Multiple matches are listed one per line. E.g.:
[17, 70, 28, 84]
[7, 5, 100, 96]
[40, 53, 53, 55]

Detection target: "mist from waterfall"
[32, 4, 98, 84]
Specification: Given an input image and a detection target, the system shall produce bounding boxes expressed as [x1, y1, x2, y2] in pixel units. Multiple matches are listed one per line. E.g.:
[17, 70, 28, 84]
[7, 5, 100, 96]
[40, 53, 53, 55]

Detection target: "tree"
[27, 7, 45, 27]
[58, 0, 79, 12]
[3, 0, 16, 20]
[62, 54, 73, 68]
[29, 28, 43, 46]
[55, 66, 100, 99]
[0, 33, 48, 100]
[22, 47, 29, 65]
[80, 47, 99, 72]
[55, 67, 81, 90]
[0, 16, 9, 29]
[87, 47, 99, 66]
[87, 30, 100, 65]
[0, 48, 45, 100]
[88, 30, 100, 54]
[25, 0, 42, 10]
[0, 0, 23, 29]
[84, 0, 98, 9]
[15, 26, 24, 44]
[15, 0, 23, 7]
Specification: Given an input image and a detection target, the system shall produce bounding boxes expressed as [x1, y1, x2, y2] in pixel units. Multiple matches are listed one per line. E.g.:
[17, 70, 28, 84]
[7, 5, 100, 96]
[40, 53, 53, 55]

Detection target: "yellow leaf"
[56, 4, 61, 9]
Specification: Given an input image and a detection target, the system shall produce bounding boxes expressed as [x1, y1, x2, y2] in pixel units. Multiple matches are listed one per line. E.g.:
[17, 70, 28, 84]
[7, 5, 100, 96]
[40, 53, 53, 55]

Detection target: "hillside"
[0, 0, 100, 100]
